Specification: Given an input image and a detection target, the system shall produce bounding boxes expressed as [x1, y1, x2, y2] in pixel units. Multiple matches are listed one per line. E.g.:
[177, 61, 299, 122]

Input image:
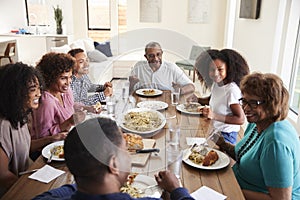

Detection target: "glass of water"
[171, 87, 180, 105]
[106, 95, 116, 116]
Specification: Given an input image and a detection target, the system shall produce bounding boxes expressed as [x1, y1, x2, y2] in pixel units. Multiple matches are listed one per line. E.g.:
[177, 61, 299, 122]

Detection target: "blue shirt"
[32, 184, 195, 200]
[233, 120, 300, 199]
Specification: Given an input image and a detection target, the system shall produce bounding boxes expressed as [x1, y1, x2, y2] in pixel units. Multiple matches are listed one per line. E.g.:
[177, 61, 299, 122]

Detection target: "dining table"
[1, 90, 245, 200]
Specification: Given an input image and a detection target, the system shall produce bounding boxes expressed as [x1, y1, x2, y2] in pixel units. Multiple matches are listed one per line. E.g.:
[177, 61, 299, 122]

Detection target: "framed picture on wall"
[140, 0, 162, 23]
[239, 0, 262, 19]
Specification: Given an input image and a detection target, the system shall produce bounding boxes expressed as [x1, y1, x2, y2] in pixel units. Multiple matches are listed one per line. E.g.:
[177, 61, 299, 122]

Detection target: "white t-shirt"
[130, 61, 193, 91]
[209, 82, 242, 132]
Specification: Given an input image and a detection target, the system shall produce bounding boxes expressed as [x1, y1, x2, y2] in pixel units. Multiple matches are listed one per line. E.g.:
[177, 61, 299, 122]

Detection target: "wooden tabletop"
[2, 90, 245, 200]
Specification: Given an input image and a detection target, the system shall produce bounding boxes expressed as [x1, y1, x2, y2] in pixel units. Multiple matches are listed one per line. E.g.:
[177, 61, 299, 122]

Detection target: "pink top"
[31, 88, 74, 139]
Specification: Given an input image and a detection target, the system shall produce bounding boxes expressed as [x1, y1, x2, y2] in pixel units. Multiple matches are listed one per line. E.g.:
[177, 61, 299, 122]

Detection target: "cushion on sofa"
[70, 40, 86, 52]
[87, 50, 107, 62]
[94, 41, 113, 57]
[50, 44, 71, 53]
[83, 38, 95, 52]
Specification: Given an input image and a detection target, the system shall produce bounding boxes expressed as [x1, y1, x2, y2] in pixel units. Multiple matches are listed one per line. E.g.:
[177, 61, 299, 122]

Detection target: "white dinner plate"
[137, 101, 168, 110]
[41, 141, 64, 161]
[120, 108, 166, 137]
[132, 175, 162, 198]
[135, 89, 163, 97]
[176, 103, 204, 115]
[182, 148, 230, 170]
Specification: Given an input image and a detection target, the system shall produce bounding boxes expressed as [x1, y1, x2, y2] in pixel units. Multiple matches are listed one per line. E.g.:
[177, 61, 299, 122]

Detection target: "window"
[87, 0, 111, 30]
[87, 0, 127, 42]
[25, 0, 49, 26]
[289, 20, 300, 115]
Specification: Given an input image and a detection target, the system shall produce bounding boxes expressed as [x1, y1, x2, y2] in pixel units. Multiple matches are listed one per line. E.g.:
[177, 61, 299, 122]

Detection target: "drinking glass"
[106, 95, 116, 116]
[166, 118, 180, 146]
[167, 145, 182, 178]
[171, 87, 180, 105]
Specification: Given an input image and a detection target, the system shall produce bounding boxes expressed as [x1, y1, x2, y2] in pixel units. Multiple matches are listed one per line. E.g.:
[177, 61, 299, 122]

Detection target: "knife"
[19, 169, 38, 176]
[136, 148, 160, 153]
[47, 151, 55, 163]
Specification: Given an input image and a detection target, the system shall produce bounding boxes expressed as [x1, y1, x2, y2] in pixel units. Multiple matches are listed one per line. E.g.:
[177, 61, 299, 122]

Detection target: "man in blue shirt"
[33, 117, 195, 200]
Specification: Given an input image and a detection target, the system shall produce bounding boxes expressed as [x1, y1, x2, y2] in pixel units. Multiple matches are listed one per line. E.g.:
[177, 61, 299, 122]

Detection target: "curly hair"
[240, 72, 289, 121]
[0, 62, 44, 129]
[195, 49, 250, 89]
[36, 52, 75, 89]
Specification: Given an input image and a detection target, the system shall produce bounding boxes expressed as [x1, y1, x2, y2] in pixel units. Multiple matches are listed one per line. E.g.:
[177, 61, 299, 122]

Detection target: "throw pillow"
[70, 40, 86, 52]
[50, 44, 71, 54]
[87, 50, 107, 62]
[83, 38, 95, 51]
[95, 41, 113, 57]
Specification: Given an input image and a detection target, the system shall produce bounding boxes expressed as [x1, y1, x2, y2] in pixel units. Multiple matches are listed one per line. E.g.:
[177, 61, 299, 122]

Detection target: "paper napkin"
[191, 186, 227, 200]
[186, 137, 206, 146]
[29, 165, 65, 183]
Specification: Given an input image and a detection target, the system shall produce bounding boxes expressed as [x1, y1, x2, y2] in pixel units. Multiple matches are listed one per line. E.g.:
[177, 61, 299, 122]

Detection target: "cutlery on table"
[19, 169, 38, 176]
[47, 151, 55, 163]
[135, 148, 160, 154]
[137, 184, 159, 194]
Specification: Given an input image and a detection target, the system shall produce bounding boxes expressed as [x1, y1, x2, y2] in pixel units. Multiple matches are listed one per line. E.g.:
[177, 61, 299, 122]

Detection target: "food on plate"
[50, 145, 64, 158]
[202, 150, 219, 166]
[94, 102, 102, 111]
[142, 89, 155, 95]
[123, 111, 162, 132]
[120, 173, 140, 198]
[188, 146, 219, 166]
[184, 102, 201, 112]
[123, 133, 144, 150]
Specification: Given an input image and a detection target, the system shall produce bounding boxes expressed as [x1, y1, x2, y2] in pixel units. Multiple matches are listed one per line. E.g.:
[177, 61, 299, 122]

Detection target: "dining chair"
[175, 45, 210, 82]
[0, 42, 16, 66]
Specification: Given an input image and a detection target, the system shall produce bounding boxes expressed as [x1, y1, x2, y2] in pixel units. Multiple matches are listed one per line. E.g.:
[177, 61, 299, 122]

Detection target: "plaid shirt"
[70, 75, 106, 106]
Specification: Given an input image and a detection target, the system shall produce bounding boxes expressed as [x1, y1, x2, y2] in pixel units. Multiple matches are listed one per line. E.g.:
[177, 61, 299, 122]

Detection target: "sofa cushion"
[70, 40, 86, 52]
[94, 41, 113, 57]
[87, 50, 107, 62]
[50, 44, 71, 53]
[83, 38, 95, 52]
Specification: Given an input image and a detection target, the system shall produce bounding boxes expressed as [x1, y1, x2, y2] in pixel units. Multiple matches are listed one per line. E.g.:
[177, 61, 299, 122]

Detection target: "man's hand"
[104, 87, 113, 97]
[154, 171, 180, 193]
[104, 82, 112, 88]
[186, 93, 198, 103]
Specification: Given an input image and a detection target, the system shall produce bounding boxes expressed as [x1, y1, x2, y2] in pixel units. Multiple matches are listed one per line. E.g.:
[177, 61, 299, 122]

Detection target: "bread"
[94, 102, 101, 111]
[202, 150, 219, 166]
[123, 133, 144, 150]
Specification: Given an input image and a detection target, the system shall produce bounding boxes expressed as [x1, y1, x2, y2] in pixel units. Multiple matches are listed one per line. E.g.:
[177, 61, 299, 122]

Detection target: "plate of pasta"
[120, 174, 162, 198]
[182, 147, 230, 170]
[135, 89, 163, 97]
[120, 108, 166, 137]
[42, 141, 64, 161]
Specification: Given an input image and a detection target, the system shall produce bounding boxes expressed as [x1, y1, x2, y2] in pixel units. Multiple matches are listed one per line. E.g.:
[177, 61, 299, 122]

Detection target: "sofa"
[50, 38, 116, 84]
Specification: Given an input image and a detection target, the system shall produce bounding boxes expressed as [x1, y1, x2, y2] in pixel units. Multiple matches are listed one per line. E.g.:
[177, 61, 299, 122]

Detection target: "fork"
[137, 184, 159, 194]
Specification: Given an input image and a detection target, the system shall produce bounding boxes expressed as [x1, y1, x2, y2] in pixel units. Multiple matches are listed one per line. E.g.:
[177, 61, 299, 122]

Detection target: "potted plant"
[53, 5, 63, 34]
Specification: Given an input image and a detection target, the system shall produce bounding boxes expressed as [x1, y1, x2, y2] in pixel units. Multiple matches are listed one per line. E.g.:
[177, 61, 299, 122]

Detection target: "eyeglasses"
[145, 52, 163, 59]
[238, 98, 265, 109]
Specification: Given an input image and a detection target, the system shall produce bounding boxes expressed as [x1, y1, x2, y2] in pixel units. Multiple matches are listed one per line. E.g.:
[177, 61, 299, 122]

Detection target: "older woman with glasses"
[217, 72, 300, 199]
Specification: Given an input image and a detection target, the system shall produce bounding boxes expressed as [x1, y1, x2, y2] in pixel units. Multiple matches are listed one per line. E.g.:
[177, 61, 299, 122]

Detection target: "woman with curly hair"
[188, 49, 250, 144]
[31, 52, 85, 139]
[0, 63, 58, 195]
[217, 73, 300, 199]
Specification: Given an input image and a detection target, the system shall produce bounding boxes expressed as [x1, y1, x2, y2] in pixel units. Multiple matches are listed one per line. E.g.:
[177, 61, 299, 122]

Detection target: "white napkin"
[186, 137, 206, 145]
[191, 186, 227, 200]
[28, 165, 65, 183]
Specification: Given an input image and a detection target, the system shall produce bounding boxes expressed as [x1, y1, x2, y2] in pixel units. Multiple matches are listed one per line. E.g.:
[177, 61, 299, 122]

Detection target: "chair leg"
[8, 57, 13, 64]
[193, 68, 196, 82]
